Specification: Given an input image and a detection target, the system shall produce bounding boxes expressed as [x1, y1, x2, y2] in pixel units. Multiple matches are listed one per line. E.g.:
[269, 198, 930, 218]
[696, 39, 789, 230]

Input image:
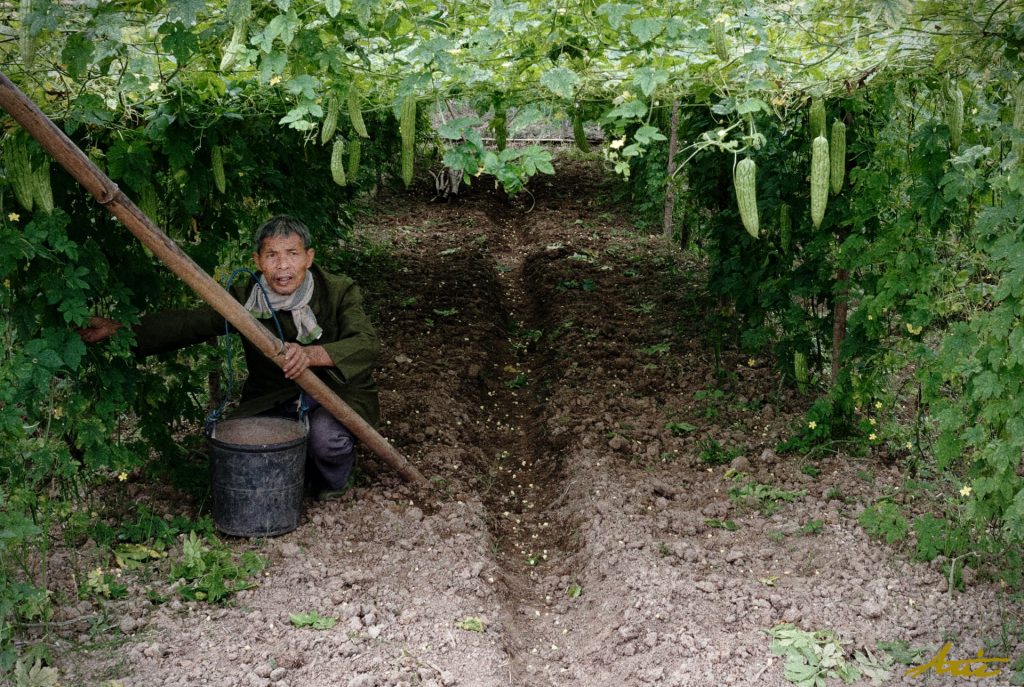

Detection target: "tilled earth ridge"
[50, 160, 1023, 687]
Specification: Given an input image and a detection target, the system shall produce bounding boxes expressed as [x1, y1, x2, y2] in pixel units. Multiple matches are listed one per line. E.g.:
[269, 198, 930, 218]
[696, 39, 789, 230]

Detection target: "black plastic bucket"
[208, 416, 307, 537]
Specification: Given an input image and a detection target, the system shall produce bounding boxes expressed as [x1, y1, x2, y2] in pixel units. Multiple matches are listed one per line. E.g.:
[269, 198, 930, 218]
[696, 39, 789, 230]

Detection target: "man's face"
[253, 233, 315, 296]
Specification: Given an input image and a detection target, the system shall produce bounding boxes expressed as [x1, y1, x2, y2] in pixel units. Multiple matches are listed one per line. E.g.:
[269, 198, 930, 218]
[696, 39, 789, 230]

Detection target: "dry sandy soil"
[33, 159, 1024, 687]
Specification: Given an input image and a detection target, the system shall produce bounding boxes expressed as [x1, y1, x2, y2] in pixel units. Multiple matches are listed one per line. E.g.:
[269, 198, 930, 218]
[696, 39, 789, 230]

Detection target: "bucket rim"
[207, 416, 307, 451]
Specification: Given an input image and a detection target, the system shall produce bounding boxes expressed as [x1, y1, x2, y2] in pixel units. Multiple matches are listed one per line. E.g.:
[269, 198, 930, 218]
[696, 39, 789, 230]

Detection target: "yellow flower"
[874, 401, 882, 410]
[148, 82, 160, 92]
[869, 418, 876, 426]
[747, 358, 756, 367]
[808, 421, 817, 430]
[867, 314, 873, 321]
[960, 485, 972, 497]
[868, 433, 877, 441]
[118, 471, 128, 482]
[610, 137, 626, 150]
[905, 441, 913, 450]
[7, 212, 19, 222]
[2, 279, 9, 289]
[269, 76, 282, 86]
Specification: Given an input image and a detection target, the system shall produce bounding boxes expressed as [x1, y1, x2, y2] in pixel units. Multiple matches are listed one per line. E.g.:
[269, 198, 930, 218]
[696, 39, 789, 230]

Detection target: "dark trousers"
[257, 396, 357, 490]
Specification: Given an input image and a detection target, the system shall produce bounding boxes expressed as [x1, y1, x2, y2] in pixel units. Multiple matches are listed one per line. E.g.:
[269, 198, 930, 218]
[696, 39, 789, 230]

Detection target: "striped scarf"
[244, 271, 323, 344]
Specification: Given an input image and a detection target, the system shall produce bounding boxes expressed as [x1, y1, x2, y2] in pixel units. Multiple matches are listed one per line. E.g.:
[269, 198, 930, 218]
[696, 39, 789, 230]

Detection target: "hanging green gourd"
[830, 119, 846, 195]
[733, 157, 758, 238]
[810, 135, 830, 228]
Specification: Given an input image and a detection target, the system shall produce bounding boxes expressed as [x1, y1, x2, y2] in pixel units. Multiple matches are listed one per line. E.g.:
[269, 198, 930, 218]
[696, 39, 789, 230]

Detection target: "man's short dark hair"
[254, 215, 312, 252]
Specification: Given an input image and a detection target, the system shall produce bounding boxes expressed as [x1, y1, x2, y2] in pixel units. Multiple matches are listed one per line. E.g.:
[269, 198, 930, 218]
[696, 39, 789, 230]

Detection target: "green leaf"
[259, 51, 288, 82]
[284, 74, 319, 99]
[455, 616, 486, 632]
[736, 98, 770, 115]
[633, 67, 667, 97]
[289, 611, 337, 629]
[596, 3, 632, 30]
[876, 640, 928, 666]
[605, 100, 647, 121]
[629, 18, 663, 43]
[353, 0, 376, 26]
[68, 93, 115, 128]
[62, 33, 94, 79]
[540, 67, 579, 99]
[268, 11, 301, 47]
[438, 116, 483, 140]
[324, 0, 340, 17]
[634, 125, 666, 145]
[167, 0, 205, 26]
[160, 22, 200, 62]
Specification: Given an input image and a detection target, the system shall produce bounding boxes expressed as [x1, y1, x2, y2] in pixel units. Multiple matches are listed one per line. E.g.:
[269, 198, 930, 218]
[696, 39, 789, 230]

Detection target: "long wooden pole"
[0, 72, 430, 490]
[662, 99, 680, 241]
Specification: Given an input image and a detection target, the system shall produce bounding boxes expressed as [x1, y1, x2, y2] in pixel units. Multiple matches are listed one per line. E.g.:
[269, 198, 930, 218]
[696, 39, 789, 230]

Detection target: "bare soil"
[41, 159, 1024, 687]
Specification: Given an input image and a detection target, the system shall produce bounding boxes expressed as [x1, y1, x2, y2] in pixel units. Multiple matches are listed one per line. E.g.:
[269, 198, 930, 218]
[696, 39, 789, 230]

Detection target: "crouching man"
[79, 215, 380, 500]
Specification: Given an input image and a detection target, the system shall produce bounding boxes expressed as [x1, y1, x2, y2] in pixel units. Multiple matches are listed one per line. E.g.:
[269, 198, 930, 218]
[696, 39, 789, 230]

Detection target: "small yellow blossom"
[906, 441, 913, 450]
[269, 76, 282, 86]
[2, 279, 9, 289]
[869, 418, 876, 426]
[960, 485, 972, 497]
[7, 212, 19, 222]
[808, 421, 817, 430]
[868, 433, 877, 441]
[874, 401, 882, 410]
[867, 314, 873, 320]
[747, 358, 756, 367]
[118, 471, 128, 482]
[609, 137, 626, 150]
[148, 82, 160, 92]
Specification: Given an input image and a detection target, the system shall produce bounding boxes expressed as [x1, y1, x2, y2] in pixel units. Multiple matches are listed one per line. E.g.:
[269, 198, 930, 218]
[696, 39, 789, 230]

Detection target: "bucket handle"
[204, 268, 287, 436]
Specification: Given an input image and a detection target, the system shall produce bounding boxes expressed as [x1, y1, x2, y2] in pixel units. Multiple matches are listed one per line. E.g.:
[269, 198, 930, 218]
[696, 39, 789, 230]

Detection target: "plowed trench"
[375, 192, 578, 684]
[456, 205, 577, 684]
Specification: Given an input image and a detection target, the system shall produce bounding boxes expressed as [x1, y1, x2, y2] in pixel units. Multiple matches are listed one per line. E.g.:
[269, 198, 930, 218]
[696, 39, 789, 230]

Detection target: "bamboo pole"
[0, 72, 430, 490]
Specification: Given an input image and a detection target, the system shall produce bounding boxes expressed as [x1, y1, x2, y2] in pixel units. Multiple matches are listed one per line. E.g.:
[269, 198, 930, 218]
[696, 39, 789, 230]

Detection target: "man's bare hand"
[78, 316, 123, 343]
[281, 342, 331, 379]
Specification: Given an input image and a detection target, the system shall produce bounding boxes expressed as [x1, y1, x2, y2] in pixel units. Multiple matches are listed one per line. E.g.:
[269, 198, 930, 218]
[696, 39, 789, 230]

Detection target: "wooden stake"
[663, 99, 680, 241]
[0, 72, 430, 490]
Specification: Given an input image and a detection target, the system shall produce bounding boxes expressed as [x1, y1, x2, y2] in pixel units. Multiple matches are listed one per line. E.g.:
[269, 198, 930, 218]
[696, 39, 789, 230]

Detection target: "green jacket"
[134, 265, 380, 427]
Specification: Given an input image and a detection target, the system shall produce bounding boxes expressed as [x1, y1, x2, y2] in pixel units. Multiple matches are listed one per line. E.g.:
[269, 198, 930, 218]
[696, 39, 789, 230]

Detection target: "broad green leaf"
[324, 0, 340, 18]
[633, 67, 667, 97]
[605, 100, 647, 121]
[285, 74, 319, 99]
[540, 67, 579, 99]
[736, 98, 770, 115]
[61, 33, 94, 79]
[438, 116, 483, 140]
[259, 51, 288, 82]
[353, 0, 376, 26]
[629, 18, 662, 43]
[634, 125, 666, 145]
[67, 93, 115, 129]
[167, 0, 204, 26]
[596, 3, 631, 30]
[160, 22, 200, 62]
[289, 611, 337, 629]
